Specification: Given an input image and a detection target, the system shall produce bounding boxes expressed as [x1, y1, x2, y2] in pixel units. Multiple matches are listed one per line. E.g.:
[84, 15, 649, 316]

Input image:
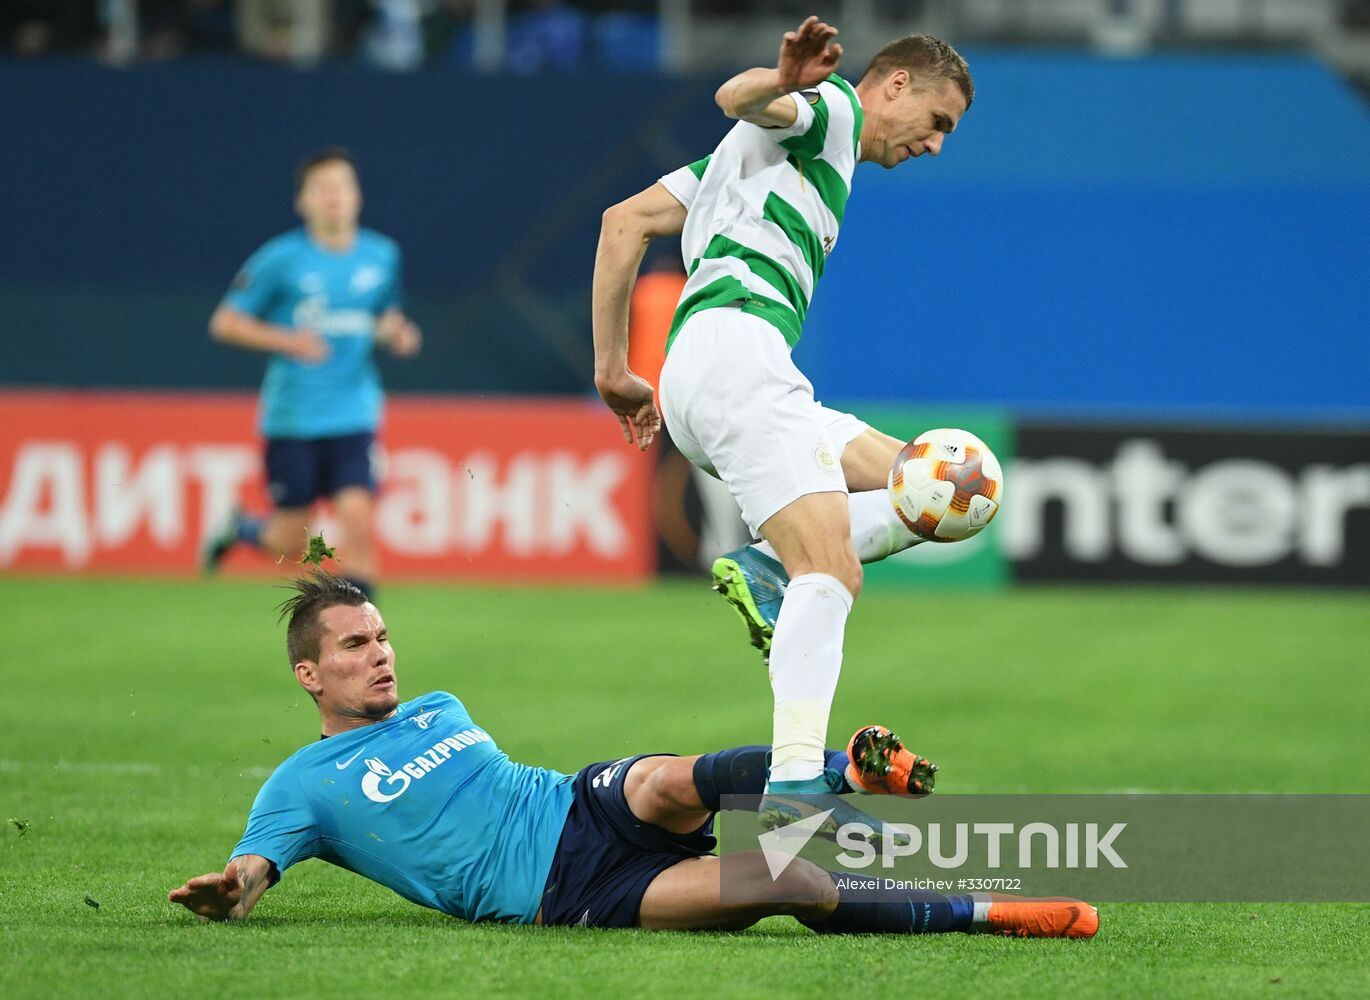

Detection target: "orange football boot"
[845, 725, 938, 795]
[982, 896, 1100, 938]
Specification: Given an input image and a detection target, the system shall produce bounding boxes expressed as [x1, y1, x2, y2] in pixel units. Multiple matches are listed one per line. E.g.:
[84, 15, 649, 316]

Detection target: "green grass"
[2, 577, 1368, 998]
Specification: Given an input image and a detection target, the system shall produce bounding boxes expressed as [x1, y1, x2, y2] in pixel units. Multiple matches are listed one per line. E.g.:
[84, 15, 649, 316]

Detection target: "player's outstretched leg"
[630, 750, 1095, 937]
[801, 868, 1099, 938]
[712, 488, 918, 661]
[639, 854, 1098, 938]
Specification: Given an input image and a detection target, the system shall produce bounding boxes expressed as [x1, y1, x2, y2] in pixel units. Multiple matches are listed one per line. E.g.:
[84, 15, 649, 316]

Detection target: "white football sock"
[767, 573, 853, 784]
[846, 488, 920, 562]
[752, 489, 918, 567]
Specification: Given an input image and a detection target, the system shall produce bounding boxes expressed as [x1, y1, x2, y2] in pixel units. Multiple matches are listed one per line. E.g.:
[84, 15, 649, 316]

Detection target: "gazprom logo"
[359, 729, 492, 804]
[361, 757, 409, 803]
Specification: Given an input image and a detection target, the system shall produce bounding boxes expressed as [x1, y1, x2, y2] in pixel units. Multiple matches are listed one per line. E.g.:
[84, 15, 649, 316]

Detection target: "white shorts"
[660, 306, 868, 536]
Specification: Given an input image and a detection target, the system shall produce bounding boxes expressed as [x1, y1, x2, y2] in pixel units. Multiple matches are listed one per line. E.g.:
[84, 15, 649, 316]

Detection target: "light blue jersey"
[231, 692, 574, 924]
[222, 228, 402, 439]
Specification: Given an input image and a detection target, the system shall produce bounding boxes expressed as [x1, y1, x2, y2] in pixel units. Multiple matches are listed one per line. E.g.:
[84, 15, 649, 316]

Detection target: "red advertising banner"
[0, 391, 653, 581]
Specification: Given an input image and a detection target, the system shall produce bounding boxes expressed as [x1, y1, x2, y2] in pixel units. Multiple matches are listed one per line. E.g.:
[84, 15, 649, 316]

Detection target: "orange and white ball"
[888, 428, 1004, 543]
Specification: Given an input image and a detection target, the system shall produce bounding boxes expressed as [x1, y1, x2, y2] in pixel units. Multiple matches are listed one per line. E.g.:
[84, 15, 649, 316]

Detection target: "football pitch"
[2, 576, 1368, 998]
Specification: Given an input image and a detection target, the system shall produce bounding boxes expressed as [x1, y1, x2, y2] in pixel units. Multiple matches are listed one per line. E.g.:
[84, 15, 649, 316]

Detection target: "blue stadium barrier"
[3, 53, 1367, 418]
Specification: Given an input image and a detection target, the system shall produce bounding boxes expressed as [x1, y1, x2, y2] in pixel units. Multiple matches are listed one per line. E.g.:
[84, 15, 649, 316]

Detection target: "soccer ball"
[888, 428, 1004, 543]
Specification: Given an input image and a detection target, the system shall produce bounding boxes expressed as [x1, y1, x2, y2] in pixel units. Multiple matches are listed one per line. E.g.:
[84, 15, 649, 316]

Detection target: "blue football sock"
[693, 746, 856, 811]
[826, 749, 854, 792]
[234, 513, 268, 547]
[804, 873, 974, 935]
[692, 745, 770, 811]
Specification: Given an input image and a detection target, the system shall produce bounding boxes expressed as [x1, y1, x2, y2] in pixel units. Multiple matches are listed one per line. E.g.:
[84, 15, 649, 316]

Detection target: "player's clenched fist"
[777, 15, 843, 91]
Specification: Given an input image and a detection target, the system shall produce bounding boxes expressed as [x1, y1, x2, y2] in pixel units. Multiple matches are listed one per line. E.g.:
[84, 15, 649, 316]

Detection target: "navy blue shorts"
[539, 755, 716, 928]
[264, 432, 378, 509]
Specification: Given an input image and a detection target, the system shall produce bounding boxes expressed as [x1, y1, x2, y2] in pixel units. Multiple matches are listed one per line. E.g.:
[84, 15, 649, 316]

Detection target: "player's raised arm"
[167, 854, 274, 922]
[715, 15, 843, 127]
[592, 182, 685, 451]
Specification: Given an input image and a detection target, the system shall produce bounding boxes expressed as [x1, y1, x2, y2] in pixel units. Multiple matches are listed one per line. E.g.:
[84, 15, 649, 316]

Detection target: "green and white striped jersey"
[659, 74, 864, 352]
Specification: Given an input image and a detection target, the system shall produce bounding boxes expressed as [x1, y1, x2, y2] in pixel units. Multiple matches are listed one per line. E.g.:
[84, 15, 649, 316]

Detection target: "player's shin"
[235, 512, 269, 548]
[766, 573, 852, 787]
[802, 872, 975, 935]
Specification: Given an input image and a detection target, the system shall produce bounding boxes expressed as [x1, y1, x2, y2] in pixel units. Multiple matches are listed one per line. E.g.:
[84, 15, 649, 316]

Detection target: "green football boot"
[711, 546, 789, 662]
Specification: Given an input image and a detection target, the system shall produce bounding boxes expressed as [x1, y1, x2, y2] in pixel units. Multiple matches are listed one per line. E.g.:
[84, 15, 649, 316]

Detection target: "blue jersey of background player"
[167, 573, 1097, 938]
[202, 148, 421, 600]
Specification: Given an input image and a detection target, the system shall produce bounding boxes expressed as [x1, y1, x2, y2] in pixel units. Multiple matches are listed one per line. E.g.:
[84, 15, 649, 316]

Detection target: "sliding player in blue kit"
[201, 149, 421, 600]
[168, 573, 1097, 937]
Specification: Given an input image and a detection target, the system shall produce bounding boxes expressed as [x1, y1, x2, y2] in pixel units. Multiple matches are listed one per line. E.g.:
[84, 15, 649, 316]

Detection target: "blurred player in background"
[202, 148, 421, 600]
[627, 249, 685, 395]
[630, 253, 754, 572]
[593, 18, 973, 801]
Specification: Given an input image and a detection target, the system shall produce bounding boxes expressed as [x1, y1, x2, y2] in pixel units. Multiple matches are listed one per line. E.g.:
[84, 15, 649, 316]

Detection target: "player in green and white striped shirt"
[593, 18, 974, 801]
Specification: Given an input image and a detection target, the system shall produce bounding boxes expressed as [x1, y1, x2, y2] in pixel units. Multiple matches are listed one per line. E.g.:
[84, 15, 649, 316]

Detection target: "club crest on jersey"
[351, 265, 384, 294]
[360, 729, 492, 804]
[412, 709, 443, 730]
[813, 442, 839, 476]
